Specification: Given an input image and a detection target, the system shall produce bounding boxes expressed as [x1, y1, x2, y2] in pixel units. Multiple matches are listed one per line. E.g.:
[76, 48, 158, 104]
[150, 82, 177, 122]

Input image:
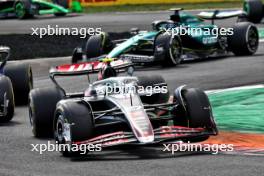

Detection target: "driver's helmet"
[97, 65, 117, 80]
[152, 20, 177, 31]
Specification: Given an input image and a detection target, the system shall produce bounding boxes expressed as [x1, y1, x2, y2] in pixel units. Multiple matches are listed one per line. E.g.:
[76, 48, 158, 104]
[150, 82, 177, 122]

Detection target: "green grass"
[82, 1, 243, 14]
[209, 87, 264, 134]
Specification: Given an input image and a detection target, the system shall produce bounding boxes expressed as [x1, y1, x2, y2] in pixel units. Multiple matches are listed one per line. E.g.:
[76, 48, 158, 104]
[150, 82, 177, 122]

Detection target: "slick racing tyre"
[244, 0, 263, 23]
[14, 0, 33, 19]
[4, 63, 33, 105]
[54, 101, 94, 157]
[154, 33, 182, 67]
[138, 75, 170, 104]
[175, 88, 217, 142]
[0, 76, 14, 123]
[228, 22, 259, 56]
[85, 32, 114, 61]
[29, 87, 65, 138]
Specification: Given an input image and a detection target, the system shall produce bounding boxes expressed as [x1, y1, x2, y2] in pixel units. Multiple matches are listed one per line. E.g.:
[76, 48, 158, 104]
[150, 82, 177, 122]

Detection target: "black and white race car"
[29, 59, 218, 157]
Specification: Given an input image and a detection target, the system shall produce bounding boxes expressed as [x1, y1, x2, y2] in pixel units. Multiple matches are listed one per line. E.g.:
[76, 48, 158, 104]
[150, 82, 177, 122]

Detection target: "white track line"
[206, 84, 264, 94]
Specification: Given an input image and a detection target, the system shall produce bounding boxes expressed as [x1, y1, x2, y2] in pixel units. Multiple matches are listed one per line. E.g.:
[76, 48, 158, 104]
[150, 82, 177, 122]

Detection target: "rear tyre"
[228, 22, 259, 56]
[29, 87, 65, 138]
[0, 76, 14, 123]
[85, 32, 113, 61]
[244, 0, 263, 23]
[154, 33, 182, 67]
[14, 0, 33, 19]
[54, 101, 94, 157]
[4, 63, 33, 105]
[138, 75, 169, 104]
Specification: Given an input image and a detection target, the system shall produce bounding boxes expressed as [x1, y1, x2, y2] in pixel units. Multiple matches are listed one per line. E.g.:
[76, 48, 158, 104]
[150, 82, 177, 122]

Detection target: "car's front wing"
[73, 126, 217, 148]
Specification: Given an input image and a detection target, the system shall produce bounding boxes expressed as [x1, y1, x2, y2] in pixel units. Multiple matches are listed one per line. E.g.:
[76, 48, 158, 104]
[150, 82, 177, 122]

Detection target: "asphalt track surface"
[0, 11, 264, 176]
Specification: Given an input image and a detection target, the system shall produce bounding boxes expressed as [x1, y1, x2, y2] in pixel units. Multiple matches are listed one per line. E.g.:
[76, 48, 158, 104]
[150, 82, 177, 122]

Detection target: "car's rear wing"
[49, 59, 134, 92]
[198, 10, 246, 20]
[50, 59, 133, 77]
[197, 10, 246, 24]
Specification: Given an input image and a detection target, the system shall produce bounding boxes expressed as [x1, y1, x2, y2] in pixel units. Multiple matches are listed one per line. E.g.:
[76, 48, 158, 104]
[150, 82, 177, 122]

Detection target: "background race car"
[0, 0, 82, 19]
[0, 46, 33, 122]
[72, 8, 259, 67]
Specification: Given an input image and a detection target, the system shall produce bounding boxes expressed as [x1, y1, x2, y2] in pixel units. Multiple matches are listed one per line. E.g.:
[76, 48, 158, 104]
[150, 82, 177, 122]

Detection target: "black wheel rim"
[169, 37, 182, 64]
[247, 26, 259, 53]
[56, 115, 65, 143]
[15, 2, 25, 18]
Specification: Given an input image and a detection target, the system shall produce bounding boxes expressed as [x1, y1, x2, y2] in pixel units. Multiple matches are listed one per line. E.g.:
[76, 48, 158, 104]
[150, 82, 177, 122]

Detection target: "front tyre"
[228, 22, 259, 56]
[0, 76, 15, 123]
[4, 63, 33, 105]
[182, 88, 215, 129]
[54, 101, 94, 157]
[154, 33, 182, 67]
[14, 0, 33, 19]
[29, 87, 65, 138]
[174, 88, 217, 142]
[85, 32, 114, 61]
